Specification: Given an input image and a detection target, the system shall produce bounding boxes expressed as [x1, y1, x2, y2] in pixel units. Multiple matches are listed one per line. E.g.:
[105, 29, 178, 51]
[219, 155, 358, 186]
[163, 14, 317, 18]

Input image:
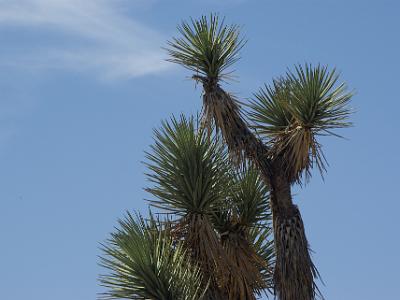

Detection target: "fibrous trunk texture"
[270, 164, 319, 300]
[173, 213, 228, 299]
[273, 205, 318, 300]
[201, 80, 318, 300]
[221, 229, 267, 300]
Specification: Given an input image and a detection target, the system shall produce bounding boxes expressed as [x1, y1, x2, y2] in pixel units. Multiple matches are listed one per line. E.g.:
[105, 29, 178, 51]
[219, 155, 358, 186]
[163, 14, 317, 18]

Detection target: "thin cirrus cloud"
[0, 0, 171, 79]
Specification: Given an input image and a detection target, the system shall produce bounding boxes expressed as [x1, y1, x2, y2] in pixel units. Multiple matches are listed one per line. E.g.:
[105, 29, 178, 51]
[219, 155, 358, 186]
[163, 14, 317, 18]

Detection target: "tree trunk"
[201, 82, 318, 300]
[270, 159, 318, 300]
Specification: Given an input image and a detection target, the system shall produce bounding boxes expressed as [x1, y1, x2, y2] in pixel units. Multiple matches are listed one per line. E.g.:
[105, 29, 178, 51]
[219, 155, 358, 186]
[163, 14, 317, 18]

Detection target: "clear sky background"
[0, 1, 399, 299]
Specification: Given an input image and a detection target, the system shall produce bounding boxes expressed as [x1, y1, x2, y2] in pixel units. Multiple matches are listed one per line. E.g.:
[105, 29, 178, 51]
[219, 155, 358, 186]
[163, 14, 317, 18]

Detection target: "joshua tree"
[166, 14, 353, 300]
[100, 116, 275, 299]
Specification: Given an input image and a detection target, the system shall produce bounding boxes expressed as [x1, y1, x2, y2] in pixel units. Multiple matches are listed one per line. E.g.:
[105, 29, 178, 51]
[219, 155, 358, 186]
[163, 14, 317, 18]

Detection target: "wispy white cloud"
[0, 0, 171, 79]
[0, 0, 172, 152]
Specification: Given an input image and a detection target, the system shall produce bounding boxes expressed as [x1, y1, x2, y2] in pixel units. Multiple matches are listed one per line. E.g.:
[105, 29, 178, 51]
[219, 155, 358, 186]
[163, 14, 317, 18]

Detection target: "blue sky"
[0, 0, 399, 299]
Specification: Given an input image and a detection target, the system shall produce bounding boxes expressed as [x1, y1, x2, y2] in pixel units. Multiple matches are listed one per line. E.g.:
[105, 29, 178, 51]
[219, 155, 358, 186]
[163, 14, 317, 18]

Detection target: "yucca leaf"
[166, 14, 245, 82]
[99, 212, 205, 300]
[286, 64, 353, 131]
[145, 115, 231, 216]
[249, 78, 294, 138]
[249, 226, 275, 290]
[231, 167, 271, 227]
[249, 64, 353, 182]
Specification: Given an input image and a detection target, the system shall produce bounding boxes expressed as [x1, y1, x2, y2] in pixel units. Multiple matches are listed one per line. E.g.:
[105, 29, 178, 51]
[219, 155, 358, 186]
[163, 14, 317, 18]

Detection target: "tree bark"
[270, 159, 318, 300]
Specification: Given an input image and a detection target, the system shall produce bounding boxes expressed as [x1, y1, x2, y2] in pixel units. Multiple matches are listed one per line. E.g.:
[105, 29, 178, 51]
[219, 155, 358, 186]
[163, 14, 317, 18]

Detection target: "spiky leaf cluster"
[249, 226, 275, 289]
[145, 115, 231, 216]
[99, 213, 205, 300]
[232, 168, 271, 226]
[250, 64, 353, 181]
[166, 14, 244, 82]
